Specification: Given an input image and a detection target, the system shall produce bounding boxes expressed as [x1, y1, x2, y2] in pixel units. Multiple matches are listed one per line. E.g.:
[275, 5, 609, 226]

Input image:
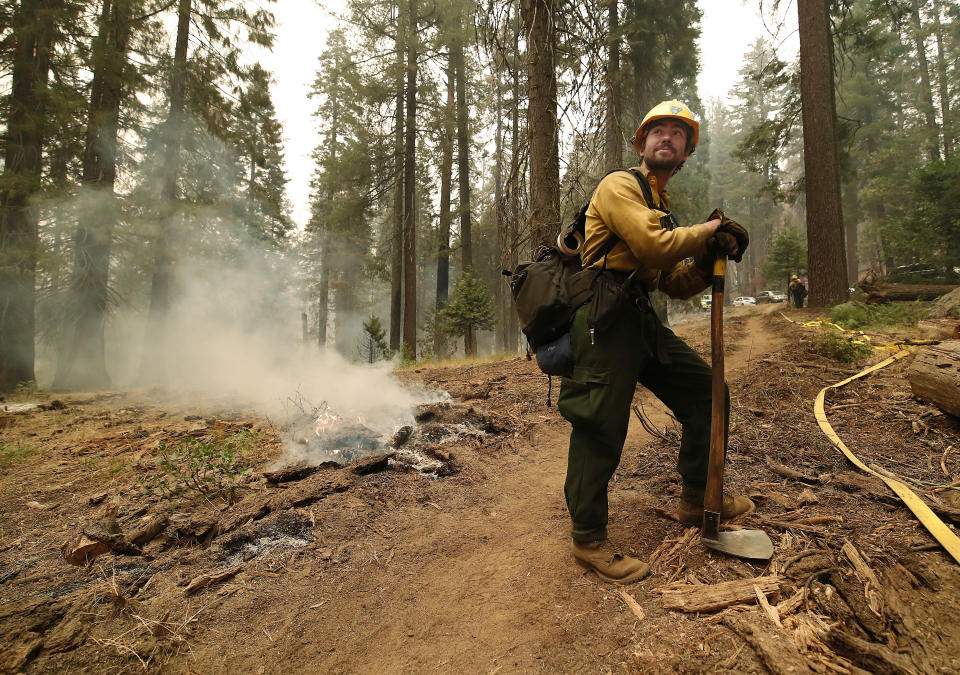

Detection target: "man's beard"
[644, 146, 684, 172]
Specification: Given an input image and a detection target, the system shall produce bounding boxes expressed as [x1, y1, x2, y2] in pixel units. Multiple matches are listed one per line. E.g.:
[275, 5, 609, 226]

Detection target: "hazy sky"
[258, 0, 799, 228]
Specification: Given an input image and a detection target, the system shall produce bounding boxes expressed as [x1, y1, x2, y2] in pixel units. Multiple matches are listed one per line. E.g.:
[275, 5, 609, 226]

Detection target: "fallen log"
[860, 281, 957, 304]
[907, 341, 960, 418]
[660, 575, 782, 613]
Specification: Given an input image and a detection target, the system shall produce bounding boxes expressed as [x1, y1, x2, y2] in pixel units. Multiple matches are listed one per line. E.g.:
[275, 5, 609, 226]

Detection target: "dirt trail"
[175, 307, 786, 672]
[6, 303, 960, 673]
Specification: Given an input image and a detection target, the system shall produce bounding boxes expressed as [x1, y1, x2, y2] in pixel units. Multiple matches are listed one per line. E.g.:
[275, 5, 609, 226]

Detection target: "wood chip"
[618, 589, 645, 622]
[755, 584, 782, 628]
[184, 564, 244, 595]
[661, 575, 783, 613]
[61, 535, 111, 565]
[841, 540, 880, 589]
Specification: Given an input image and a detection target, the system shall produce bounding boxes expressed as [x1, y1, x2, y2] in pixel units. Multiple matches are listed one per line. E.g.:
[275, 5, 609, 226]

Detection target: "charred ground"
[1, 306, 959, 673]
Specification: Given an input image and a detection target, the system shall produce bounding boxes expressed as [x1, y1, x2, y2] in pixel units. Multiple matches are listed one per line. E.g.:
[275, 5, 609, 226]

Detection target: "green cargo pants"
[557, 300, 729, 543]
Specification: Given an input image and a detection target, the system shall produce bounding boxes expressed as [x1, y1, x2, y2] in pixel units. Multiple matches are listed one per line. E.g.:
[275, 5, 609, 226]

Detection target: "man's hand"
[695, 231, 738, 276]
[706, 208, 749, 263]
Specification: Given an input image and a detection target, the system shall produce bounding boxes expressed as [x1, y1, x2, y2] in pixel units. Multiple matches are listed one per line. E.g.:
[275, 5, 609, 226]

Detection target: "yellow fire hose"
[814, 349, 960, 565]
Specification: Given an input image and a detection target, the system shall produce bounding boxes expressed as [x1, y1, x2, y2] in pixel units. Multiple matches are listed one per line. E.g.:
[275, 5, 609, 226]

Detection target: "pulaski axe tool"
[702, 257, 774, 560]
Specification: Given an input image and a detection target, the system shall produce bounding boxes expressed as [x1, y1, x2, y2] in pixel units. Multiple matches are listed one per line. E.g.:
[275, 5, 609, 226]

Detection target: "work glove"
[706, 208, 749, 263]
[695, 232, 739, 275]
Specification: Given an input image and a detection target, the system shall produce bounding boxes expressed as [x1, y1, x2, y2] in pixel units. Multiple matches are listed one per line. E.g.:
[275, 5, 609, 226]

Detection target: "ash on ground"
[277, 400, 507, 478]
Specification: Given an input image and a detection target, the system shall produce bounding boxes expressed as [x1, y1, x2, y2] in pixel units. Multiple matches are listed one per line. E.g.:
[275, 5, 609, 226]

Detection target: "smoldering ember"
[3, 0, 960, 671]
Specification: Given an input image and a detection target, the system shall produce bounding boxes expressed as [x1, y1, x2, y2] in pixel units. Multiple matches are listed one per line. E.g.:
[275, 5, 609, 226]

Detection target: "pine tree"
[441, 268, 496, 357]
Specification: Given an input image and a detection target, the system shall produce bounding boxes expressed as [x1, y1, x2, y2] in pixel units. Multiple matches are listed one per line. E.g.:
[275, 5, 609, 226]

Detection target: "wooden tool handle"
[704, 258, 727, 515]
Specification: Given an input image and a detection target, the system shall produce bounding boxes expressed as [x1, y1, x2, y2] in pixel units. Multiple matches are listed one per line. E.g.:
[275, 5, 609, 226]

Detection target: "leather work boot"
[677, 494, 756, 525]
[572, 540, 650, 585]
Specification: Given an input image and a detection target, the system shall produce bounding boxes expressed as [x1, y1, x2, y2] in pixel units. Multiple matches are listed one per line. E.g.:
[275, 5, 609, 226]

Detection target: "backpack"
[504, 169, 657, 380]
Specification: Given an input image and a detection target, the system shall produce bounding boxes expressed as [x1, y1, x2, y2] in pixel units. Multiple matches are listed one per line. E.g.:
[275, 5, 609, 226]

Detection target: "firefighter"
[559, 101, 754, 584]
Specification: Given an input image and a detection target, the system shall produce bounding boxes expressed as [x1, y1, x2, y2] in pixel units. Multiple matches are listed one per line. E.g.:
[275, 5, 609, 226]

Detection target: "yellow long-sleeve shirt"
[582, 166, 711, 300]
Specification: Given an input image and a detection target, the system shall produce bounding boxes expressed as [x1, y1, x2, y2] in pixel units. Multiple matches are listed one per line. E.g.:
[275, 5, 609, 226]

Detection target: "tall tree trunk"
[603, 0, 622, 172]
[401, 0, 418, 358]
[0, 0, 55, 391]
[435, 55, 454, 357]
[453, 35, 472, 271]
[797, 0, 848, 307]
[141, 0, 190, 383]
[54, 0, 130, 390]
[316, 243, 330, 347]
[389, 2, 404, 352]
[910, 0, 940, 161]
[452, 33, 474, 355]
[505, 10, 521, 353]
[520, 0, 560, 253]
[494, 64, 507, 352]
[931, 0, 952, 158]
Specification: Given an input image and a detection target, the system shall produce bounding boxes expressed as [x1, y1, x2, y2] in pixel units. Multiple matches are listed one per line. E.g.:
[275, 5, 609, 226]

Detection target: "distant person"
[794, 277, 807, 308]
[558, 100, 754, 585]
[789, 275, 800, 305]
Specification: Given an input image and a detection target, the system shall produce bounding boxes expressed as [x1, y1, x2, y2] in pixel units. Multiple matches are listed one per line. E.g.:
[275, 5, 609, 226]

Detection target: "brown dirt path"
[169, 306, 786, 672]
[12, 303, 960, 673]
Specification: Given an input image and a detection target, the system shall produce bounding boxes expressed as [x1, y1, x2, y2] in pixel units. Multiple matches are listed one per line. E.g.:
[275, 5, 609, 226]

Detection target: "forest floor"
[3, 304, 960, 674]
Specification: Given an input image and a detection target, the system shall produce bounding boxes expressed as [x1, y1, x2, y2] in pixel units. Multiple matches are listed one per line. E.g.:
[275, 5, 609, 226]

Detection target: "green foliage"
[143, 430, 257, 503]
[828, 301, 930, 330]
[358, 314, 391, 363]
[808, 331, 872, 363]
[761, 229, 807, 287]
[441, 268, 496, 338]
[0, 442, 40, 469]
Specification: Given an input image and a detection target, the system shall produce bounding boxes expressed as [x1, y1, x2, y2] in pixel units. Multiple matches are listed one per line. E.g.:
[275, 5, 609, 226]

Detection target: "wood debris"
[659, 575, 782, 613]
[617, 589, 645, 622]
[184, 564, 244, 595]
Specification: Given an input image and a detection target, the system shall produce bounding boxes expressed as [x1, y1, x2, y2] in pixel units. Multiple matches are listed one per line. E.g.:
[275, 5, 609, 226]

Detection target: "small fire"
[314, 404, 344, 437]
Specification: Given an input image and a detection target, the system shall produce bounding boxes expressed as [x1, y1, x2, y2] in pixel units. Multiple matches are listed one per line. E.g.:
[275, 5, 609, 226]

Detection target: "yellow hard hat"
[631, 100, 700, 154]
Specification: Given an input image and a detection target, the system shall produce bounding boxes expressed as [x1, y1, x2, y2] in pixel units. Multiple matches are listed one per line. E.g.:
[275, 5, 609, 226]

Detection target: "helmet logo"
[669, 105, 683, 114]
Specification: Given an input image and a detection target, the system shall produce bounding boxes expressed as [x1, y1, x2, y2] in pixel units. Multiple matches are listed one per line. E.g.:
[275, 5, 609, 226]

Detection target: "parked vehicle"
[771, 291, 787, 302]
[756, 290, 786, 303]
[700, 294, 712, 309]
[733, 296, 756, 307]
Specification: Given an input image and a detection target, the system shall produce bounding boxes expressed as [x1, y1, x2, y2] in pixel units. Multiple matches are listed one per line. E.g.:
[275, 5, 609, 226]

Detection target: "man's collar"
[633, 165, 668, 203]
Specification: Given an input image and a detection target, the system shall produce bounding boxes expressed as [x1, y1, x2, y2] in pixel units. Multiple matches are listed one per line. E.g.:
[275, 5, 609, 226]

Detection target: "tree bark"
[453, 35, 472, 271]
[603, 0, 622, 172]
[520, 0, 560, 254]
[389, 1, 404, 352]
[141, 0, 190, 383]
[930, 0, 952, 158]
[54, 0, 131, 390]
[910, 0, 940, 161]
[504, 8, 522, 353]
[401, 0, 418, 358]
[316, 243, 330, 347]
[0, 0, 56, 391]
[797, 0, 848, 307]
[436, 59, 454, 316]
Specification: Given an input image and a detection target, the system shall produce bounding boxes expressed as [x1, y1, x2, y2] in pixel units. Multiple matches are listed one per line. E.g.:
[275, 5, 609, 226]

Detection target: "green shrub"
[829, 301, 929, 330]
[808, 331, 872, 363]
[143, 430, 257, 503]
